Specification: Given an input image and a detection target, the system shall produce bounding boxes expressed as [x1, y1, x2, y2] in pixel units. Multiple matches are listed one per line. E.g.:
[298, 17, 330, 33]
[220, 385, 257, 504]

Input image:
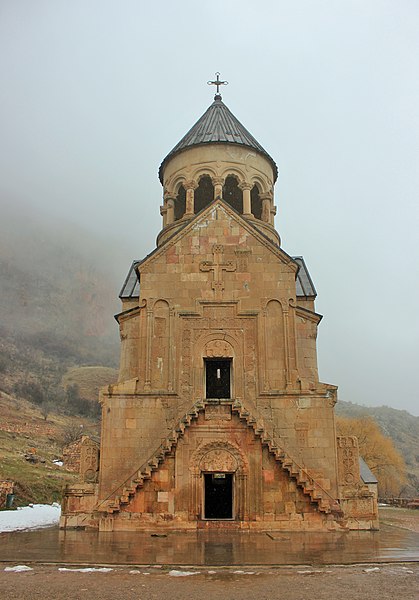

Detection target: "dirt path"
[0, 563, 418, 600]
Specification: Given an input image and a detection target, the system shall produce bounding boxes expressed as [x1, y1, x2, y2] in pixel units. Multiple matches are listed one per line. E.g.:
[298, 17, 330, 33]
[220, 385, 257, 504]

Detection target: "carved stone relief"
[205, 404, 232, 421]
[337, 436, 361, 488]
[79, 437, 100, 483]
[200, 449, 238, 472]
[234, 249, 252, 271]
[205, 339, 232, 357]
[190, 440, 247, 474]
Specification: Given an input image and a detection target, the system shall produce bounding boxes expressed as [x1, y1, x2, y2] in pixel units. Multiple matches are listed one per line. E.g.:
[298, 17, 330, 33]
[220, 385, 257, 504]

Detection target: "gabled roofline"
[136, 199, 298, 276]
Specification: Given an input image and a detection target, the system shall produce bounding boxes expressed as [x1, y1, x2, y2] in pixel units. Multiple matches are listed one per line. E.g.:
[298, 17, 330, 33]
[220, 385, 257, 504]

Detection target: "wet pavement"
[0, 522, 418, 566]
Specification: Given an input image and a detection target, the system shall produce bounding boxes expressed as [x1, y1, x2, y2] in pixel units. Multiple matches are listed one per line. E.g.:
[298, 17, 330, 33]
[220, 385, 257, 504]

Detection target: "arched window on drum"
[223, 175, 243, 213]
[174, 184, 186, 221]
[194, 175, 214, 214]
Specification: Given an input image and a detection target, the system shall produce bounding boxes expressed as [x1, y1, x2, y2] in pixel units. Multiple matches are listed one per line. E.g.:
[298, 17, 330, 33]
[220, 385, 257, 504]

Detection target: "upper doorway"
[205, 359, 231, 399]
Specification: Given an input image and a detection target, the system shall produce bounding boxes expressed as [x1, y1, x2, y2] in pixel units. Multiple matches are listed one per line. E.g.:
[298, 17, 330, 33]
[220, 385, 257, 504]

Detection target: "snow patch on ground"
[169, 570, 200, 577]
[4, 565, 33, 572]
[129, 570, 151, 575]
[0, 503, 61, 532]
[233, 570, 255, 574]
[58, 568, 113, 573]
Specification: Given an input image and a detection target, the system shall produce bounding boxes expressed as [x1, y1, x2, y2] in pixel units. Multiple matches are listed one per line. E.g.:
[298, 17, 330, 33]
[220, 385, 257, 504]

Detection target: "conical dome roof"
[158, 94, 278, 183]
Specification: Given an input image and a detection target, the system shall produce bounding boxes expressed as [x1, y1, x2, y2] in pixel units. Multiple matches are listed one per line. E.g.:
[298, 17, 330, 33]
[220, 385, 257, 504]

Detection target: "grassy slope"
[0, 391, 100, 506]
[61, 366, 119, 402]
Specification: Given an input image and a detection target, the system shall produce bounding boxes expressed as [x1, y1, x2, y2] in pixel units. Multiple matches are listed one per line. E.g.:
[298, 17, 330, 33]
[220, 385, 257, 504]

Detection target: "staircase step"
[261, 435, 272, 444]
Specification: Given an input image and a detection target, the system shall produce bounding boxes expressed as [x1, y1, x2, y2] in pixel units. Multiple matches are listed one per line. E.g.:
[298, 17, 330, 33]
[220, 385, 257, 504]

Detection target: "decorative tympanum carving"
[205, 339, 232, 357]
[200, 449, 237, 472]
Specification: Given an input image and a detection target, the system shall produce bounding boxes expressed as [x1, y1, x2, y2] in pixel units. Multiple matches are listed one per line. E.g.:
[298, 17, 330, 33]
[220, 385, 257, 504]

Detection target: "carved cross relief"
[200, 245, 236, 299]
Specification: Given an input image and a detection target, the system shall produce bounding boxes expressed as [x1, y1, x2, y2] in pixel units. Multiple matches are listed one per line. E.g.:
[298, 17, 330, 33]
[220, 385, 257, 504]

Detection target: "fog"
[1, 1, 418, 415]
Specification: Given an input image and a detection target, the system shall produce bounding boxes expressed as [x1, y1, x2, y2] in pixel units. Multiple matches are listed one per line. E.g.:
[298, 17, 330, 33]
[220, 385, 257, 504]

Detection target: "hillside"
[0, 205, 128, 415]
[61, 366, 119, 402]
[335, 400, 419, 496]
[0, 390, 100, 505]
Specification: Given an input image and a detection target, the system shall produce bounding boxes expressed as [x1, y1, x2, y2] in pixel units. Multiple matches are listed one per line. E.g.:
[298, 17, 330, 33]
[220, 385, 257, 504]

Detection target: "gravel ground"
[0, 563, 418, 600]
[379, 506, 419, 532]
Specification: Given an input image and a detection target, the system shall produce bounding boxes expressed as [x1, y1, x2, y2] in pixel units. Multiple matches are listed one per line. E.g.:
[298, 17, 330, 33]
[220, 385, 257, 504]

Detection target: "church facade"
[61, 89, 378, 532]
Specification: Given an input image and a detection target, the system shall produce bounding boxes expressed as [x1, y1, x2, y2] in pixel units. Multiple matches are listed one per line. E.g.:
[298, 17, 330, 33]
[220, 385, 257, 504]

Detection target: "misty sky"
[1, 1, 418, 415]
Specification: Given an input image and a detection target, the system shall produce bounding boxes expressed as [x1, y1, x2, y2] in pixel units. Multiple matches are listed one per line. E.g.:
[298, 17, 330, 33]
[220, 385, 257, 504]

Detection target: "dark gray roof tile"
[294, 256, 317, 297]
[119, 261, 140, 298]
[159, 95, 278, 182]
[359, 457, 378, 484]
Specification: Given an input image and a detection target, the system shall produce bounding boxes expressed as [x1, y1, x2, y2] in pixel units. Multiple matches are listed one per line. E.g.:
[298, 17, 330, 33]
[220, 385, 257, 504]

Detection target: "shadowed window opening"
[204, 473, 233, 519]
[194, 175, 214, 214]
[174, 185, 186, 221]
[223, 175, 243, 213]
[251, 185, 262, 219]
[205, 359, 231, 399]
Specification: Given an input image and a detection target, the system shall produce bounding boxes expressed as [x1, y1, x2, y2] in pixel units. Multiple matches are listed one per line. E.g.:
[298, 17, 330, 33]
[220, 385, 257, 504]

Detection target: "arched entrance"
[190, 441, 248, 521]
[204, 473, 233, 519]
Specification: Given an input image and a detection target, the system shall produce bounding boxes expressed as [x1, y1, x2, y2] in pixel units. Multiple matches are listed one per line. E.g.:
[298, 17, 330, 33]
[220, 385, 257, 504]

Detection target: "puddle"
[0, 523, 418, 565]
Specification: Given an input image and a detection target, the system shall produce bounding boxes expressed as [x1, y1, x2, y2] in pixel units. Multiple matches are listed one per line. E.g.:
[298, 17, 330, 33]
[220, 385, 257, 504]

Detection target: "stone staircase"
[97, 399, 342, 517]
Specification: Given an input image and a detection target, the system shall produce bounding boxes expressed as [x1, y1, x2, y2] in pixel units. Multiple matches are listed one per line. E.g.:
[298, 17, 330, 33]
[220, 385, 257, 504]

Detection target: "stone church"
[61, 82, 378, 532]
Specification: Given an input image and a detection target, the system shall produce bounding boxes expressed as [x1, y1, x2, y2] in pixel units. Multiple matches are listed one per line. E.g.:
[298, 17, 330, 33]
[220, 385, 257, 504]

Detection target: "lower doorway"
[204, 473, 233, 519]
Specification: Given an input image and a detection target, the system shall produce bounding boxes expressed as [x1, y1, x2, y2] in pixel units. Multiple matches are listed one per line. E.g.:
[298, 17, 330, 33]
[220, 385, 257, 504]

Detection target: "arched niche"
[251, 184, 262, 219]
[223, 175, 243, 213]
[151, 299, 170, 390]
[174, 184, 186, 221]
[264, 299, 285, 390]
[194, 175, 214, 214]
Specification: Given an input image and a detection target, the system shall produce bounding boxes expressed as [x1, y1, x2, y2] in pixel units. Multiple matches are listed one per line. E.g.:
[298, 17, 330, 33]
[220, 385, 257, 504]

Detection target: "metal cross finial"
[207, 72, 228, 95]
